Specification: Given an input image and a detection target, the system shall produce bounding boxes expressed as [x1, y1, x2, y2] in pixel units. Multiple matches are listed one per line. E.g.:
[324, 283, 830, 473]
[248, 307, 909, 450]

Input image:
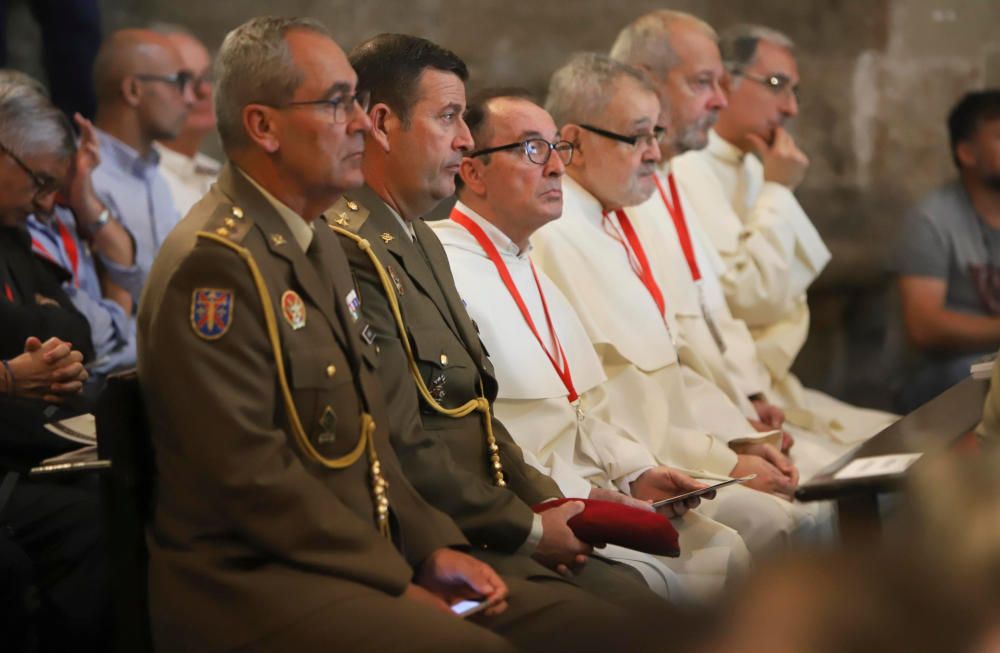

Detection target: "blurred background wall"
[7, 0, 1000, 409]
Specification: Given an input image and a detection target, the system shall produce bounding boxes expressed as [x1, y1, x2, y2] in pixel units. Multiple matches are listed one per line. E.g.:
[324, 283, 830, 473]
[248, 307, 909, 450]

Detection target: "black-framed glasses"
[135, 71, 195, 93]
[0, 140, 60, 201]
[282, 90, 371, 124]
[469, 138, 574, 166]
[580, 124, 665, 148]
[738, 72, 799, 99]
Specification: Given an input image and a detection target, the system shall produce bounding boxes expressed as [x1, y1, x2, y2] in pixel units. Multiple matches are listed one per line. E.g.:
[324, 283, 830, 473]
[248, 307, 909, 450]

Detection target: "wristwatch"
[88, 208, 113, 237]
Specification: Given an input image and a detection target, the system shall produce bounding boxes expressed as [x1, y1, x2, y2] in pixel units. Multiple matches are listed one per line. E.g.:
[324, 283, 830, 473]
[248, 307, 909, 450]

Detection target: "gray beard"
[670, 115, 717, 154]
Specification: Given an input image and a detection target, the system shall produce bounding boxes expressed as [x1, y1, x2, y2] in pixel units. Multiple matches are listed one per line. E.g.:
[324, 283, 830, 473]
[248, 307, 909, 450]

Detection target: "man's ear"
[368, 103, 394, 153]
[121, 76, 142, 108]
[243, 104, 280, 154]
[561, 123, 583, 168]
[458, 157, 486, 196]
[956, 140, 978, 170]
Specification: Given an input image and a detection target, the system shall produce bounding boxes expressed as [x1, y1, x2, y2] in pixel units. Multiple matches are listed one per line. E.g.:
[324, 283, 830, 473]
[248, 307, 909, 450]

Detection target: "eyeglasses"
[469, 138, 574, 166]
[135, 71, 195, 93]
[738, 72, 799, 99]
[0, 140, 60, 201]
[282, 90, 371, 124]
[579, 124, 665, 148]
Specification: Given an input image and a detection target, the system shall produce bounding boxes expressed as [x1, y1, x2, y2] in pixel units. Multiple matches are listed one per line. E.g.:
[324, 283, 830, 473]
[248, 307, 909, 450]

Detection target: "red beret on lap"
[532, 498, 680, 557]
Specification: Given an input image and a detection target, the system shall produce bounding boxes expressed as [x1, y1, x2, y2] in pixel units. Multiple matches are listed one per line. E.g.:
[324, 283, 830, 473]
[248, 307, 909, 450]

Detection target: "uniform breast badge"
[345, 289, 361, 322]
[429, 372, 447, 402]
[335, 212, 350, 226]
[190, 288, 234, 340]
[387, 265, 405, 296]
[361, 323, 377, 345]
[280, 290, 307, 330]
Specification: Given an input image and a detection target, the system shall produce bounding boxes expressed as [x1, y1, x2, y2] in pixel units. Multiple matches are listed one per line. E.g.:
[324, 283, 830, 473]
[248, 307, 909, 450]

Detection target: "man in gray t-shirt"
[893, 90, 1000, 411]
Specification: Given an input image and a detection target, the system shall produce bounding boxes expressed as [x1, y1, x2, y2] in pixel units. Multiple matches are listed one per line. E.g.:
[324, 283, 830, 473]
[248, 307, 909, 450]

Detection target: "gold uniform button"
[232, 206, 244, 219]
[325, 364, 337, 378]
[224, 218, 236, 228]
[440, 353, 448, 365]
[216, 227, 229, 237]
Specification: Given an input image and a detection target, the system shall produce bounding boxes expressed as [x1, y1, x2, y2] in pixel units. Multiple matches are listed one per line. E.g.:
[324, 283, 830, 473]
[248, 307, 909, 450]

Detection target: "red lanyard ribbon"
[655, 172, 700, 282]
[450, 208, 579, 402]
[605, 209, 667, 320]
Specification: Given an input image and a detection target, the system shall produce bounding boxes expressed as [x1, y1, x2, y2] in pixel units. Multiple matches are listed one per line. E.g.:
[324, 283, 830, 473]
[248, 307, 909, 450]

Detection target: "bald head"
[93, 29, 184, 102]
[93, 28, 194, 149]
[610, 10, 717, 79]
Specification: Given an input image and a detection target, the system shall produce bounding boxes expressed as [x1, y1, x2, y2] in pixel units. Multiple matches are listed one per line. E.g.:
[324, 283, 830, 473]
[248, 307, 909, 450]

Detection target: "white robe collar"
[432, 201, 606, 400]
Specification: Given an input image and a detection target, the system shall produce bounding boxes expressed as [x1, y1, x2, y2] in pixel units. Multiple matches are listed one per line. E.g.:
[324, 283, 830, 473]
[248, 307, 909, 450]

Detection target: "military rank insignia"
[191, 288, 234, 340]
[345, 289, 361, 322]
[281, 290, 307, 330]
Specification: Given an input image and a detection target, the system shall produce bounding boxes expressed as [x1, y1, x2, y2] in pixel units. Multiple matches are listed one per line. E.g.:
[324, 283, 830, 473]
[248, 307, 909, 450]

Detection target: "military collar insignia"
[191, 288, 234, 340]
[271, 233, 287, 246]
[281, 290, 307, 330]
[380, 232, 394, 244]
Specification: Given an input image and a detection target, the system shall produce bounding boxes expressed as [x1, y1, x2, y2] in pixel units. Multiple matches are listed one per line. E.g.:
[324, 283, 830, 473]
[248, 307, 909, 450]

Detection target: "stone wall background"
[7, 0, 1000, 409]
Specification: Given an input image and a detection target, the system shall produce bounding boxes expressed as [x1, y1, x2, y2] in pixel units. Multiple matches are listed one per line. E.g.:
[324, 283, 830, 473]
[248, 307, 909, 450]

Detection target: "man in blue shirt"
[91, 28, 194, 301]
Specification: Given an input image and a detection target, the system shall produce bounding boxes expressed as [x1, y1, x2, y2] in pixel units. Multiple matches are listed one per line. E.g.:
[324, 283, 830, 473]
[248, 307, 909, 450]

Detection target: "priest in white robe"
[671, 24, 896, 444]
[431, 92, 751, 599]
[531, 53, 824, 554]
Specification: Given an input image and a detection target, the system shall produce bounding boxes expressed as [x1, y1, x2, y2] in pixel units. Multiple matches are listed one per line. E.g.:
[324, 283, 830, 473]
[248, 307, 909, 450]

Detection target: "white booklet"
[43, 413, 97, 446]
[834, 453, 923, 480]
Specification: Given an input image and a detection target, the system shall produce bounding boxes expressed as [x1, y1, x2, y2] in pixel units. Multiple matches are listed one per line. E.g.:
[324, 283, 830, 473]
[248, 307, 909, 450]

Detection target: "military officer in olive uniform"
[138, 17, 628, 653]
[335, 34, 666, 613]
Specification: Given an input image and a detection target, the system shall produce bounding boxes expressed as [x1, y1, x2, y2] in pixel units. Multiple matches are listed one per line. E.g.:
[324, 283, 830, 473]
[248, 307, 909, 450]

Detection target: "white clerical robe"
[626, 164, 856, 478]
[531, 176, 824, 555]
[673, 131, 896, 443]
[432, 203, 750, 599]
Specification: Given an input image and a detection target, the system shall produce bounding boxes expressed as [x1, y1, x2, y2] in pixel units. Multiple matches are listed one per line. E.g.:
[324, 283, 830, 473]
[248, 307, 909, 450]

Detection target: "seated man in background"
[91, 27, 193, 302]
[0, 72, 140, 378]
[152, 23, 221, 215]
[0, 79, 108, 653]
[433, 88, 751, 600]
[894, 90, 1000, 411]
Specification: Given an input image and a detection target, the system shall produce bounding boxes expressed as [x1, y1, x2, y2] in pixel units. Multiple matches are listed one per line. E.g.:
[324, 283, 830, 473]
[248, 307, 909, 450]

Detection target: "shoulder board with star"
[197, 202, 255, 245]
[324, 195, 370, 234]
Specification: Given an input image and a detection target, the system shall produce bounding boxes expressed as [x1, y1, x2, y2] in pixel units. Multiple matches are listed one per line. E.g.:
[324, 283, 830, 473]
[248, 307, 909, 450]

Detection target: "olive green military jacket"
[331, 186, 563, 564]
[138, 166, 466, 653]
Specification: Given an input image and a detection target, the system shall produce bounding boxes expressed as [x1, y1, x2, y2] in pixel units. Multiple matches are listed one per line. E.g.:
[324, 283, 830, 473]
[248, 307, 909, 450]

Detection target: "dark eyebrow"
[515, 129, 545, 141]
[442, 101, 464, 114]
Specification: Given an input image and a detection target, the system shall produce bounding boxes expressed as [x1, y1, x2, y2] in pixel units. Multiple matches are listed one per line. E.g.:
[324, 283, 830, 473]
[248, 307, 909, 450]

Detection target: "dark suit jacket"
[331, 186, 562, 567]
[0, 225, 94, 470]
[137, 166, 466, 653]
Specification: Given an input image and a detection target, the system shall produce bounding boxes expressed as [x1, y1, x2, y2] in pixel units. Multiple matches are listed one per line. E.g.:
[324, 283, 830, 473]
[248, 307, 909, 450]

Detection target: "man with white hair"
[671, 23, 896, 447]
[531, 52, 821, 555]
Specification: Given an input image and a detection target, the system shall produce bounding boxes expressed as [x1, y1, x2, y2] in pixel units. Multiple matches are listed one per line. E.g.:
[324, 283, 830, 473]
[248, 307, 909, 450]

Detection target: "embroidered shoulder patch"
[190, 288, 234, 340]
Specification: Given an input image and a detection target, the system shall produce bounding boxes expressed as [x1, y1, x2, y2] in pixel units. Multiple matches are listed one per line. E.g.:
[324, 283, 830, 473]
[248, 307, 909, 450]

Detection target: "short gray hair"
[544, 52, 656, 127]
[214, 16, 330, 152]
[0, 69, 48, 97]
[610, 10, 717, 79]
[0, 83, 74, 160]
[718, 24, 795, 76]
